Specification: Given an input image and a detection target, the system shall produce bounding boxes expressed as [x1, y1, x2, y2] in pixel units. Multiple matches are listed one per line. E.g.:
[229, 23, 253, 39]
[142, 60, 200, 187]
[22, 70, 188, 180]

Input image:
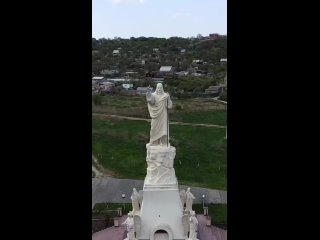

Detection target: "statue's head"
[156, 83, 164, 95]
[187, 187, 190, 192]
[133, 188, 137, 193]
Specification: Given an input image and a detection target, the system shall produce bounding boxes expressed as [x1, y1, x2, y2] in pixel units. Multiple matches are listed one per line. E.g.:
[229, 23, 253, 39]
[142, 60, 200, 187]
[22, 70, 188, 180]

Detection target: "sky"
[92, 0, 227, 39]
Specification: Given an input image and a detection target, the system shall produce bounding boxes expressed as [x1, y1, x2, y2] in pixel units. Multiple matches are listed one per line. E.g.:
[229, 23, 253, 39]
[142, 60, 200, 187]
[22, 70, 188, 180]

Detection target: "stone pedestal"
[135, 144, 187, 240]
[138, 186, 185, 239]
[144, 144, 177, 185]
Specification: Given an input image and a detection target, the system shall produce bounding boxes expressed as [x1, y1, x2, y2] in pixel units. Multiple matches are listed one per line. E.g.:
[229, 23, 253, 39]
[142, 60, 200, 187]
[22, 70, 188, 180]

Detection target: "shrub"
[219, 91, 227, 101]
[175, 104, 182, 110]
[93, 94, 102, 105]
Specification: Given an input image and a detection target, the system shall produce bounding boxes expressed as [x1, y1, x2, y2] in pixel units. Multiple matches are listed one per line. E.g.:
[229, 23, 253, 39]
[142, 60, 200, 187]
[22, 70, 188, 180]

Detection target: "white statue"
[131, 188, 140, 214]
[182, 214, 190, 238]
[133, 215, 141, 238]
[122, 211, 136, 240]
[185, 187, 195, 212]
[188, 211, 199, 240]
[180, 189, 187, 208]
[138, 190, 143, 206]
[146, 83, 172, 146]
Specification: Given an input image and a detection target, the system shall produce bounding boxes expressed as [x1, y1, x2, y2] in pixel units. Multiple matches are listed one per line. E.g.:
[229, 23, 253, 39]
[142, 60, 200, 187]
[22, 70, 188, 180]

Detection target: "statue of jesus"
[146, 83, 172, 146]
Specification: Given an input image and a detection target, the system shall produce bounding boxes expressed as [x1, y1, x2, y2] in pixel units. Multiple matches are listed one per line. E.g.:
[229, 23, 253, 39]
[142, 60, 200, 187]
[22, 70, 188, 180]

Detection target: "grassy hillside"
[93, 95, 227, 125]
[92, 117, 227, 190]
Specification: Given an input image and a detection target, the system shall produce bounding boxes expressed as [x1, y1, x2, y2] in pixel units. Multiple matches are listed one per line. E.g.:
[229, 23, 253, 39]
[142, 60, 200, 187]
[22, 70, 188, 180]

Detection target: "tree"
[91, 36, 227, 86]
[219, 91, 227, 101]
[197, 34, 203, 39]
[92, 38, 98, 49]
[92, 94, 102, 106]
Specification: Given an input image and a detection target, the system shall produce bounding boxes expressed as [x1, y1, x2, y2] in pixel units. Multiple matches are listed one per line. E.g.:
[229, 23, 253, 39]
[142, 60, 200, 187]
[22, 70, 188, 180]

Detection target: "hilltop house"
[92, 76, 105, 81]
[220, 58, 227, 64]
[100, 69, 119, 76]
[205, 85, 225, 97]
[175, 71, 188, 76]
[136, 87, 152, 95]
[122, 83, 133, 90]
[123, 71, 138, 79]
[191, 70, 206, 77]
[209, 33, 221, 40]
[112, 49, 120, 56]
[92, 79, 100, 92]
[159, 66, 174, 77]
[92, 77, 114, 93]
[192, 59, 204, 65]
[99, 82, 114, 93]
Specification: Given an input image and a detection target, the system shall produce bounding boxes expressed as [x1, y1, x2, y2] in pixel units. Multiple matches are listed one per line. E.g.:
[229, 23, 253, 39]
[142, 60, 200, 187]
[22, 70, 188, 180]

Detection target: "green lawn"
[92, 203, 132, 218]
[193, 204, 227, 224]
[92, 117, 227, 190]
[93, 95, 227, 126]
[171, 111, 227, 126]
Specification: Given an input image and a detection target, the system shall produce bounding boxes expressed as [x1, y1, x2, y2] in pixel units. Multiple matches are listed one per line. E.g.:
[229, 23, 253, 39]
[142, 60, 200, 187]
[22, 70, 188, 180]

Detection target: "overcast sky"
[92, 0, 227, 39]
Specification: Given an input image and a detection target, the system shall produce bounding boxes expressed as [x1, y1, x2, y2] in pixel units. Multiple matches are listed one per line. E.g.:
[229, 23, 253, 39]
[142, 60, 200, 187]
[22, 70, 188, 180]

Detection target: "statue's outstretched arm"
[146, 92, 155, 105]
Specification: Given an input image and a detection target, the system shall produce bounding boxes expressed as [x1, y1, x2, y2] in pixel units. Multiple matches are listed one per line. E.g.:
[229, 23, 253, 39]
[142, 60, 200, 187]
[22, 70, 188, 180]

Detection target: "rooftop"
[159, 66, 173, 72]
[92, 76, 105, 80]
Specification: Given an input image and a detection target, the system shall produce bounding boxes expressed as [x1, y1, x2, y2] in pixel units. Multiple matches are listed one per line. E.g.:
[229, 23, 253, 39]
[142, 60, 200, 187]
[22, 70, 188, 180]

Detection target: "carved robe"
[147, 92, 172, 144]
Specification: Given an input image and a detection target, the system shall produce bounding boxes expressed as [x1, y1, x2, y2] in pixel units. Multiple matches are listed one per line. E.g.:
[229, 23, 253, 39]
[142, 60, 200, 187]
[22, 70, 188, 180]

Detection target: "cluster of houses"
[92, 33, 227, 97]
[155, 58, 227, 78]
[92, 58, 227, 96]
[92, 72, 227, 98]
[92, 75, 154, 96]
[204, 74, 227, 97]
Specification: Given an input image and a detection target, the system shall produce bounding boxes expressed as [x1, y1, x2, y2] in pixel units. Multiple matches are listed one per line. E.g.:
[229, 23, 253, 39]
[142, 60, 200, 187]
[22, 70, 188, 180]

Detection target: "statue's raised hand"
[146, 91, 152, 101]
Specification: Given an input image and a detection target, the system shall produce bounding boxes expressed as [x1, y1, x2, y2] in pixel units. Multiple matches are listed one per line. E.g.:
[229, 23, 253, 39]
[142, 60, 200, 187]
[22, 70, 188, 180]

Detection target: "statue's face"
[156, 85, 163, 94]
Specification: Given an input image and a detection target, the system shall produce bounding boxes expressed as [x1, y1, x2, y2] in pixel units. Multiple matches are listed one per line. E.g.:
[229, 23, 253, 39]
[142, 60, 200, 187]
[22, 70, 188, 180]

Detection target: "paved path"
[92, 177, 227, 209]
[197, 215, 227, 240]
[92, 113, 226, 129]
[92, 215, 127, 240]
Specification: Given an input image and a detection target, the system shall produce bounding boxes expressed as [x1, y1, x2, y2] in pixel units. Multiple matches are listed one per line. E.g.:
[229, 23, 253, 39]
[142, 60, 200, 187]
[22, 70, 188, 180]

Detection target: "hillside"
[92, 35, 227, 78]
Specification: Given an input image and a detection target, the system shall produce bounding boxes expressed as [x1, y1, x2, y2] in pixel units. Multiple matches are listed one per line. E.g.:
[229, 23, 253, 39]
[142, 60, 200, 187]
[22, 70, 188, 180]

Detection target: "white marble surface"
[145, 145, 177, 185]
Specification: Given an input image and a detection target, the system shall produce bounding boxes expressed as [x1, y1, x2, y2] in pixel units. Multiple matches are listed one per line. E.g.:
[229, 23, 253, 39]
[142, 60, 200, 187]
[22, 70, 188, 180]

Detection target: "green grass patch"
[171, 111, 227, 125]
[92, 118, 227, 190]
[193, 203, 227, 224]
[92, 95, 227, 125]
[92, 203, 132, 218]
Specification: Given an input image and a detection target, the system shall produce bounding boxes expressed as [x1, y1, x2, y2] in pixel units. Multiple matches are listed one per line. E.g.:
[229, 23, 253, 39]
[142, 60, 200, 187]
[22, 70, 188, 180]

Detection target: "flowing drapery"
[147, 92, 172, 143]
